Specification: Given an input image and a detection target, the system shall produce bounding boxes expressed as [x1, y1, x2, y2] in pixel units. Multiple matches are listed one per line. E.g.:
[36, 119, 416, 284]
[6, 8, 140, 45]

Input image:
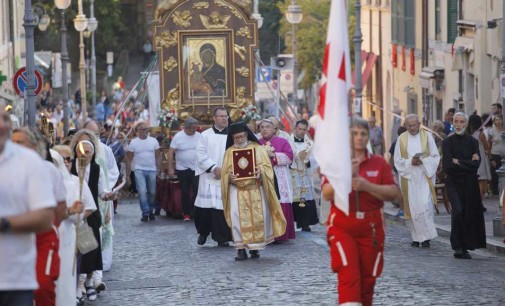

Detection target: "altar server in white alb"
[394, 114, 439, 248]
[288, 119, 319, 231]
[193, 107, 232, 246]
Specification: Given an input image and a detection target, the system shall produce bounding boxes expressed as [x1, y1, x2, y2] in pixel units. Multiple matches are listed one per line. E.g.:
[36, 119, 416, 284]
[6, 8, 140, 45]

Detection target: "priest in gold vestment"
[221, 121, 286, 261]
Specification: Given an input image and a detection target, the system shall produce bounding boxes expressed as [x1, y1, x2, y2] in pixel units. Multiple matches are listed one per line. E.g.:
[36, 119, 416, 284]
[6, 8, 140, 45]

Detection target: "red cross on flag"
[314, 0, 352, 215]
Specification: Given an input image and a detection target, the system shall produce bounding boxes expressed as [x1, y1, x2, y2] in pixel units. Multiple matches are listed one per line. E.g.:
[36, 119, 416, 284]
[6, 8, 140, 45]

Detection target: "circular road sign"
[13, 67, 43, 97]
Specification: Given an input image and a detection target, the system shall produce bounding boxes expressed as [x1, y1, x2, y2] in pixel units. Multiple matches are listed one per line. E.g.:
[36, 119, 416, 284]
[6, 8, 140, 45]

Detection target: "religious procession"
[2, 0, 505, 306]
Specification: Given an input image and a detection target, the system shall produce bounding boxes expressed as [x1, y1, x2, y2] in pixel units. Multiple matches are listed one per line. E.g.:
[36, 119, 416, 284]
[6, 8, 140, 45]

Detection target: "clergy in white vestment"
[394, 114, 439, 247]
[193, 107, 232, 246]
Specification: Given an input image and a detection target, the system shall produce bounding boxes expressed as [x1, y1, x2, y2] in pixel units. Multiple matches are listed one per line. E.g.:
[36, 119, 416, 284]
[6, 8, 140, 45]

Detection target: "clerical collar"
[213, 125, 228, 134]
[294, 136, 304, 143]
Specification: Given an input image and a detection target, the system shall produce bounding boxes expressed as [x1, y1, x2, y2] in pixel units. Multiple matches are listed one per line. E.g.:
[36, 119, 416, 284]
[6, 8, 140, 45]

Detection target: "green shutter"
[404, 0, 415, 48]
[392, 0, 398, 43]
[447, 0, 458, 43]
[397, 0, 405, 45]
[435, 0, 441, 36]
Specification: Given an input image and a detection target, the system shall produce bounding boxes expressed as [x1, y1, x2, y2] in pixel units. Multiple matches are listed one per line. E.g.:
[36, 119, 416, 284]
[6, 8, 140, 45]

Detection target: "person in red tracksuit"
[322, 118, 400, 306]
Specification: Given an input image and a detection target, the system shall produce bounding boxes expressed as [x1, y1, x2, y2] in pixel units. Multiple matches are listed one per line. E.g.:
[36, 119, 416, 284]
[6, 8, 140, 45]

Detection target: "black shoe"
[411, 241, 420, 247]
[483, 206, 487, 212]
[461, 251, 472, 259]
[421, 240, 431, 248]
[197, 235, 208, 246]
[154, 209, 161, 216]
[149, 213, 155, 221]
[141, 215, 149, 222]
[301, 226, 311, 232]
[235, 249, 248, 261]
[249, 250, 260, 259]
[217, 241, 230, 247]
[454, 249, 472, 259]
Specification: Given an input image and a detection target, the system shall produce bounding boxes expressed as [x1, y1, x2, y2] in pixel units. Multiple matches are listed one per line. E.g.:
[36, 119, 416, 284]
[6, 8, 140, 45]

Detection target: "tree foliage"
[34, 0, 127, 76]
[277, 0, 356, 89]
[258, 0, 285, 64]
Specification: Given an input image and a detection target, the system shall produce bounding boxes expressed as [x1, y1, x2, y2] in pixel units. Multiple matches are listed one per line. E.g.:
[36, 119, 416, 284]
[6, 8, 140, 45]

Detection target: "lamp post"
[55, 0, 71, 136]
[495, 3, 505, 236]
[23, 1, 38, 127]
[24, 3, 50, 127]
[354, 0, 363, 116]
[74, 0, 88, 126]
[88, 0, 98, 120]
[286, 0, 303, 113]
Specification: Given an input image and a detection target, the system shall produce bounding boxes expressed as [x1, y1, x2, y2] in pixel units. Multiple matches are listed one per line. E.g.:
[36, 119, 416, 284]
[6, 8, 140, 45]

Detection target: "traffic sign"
[256, 66, 272, 83]
[13, 67, 43, 97]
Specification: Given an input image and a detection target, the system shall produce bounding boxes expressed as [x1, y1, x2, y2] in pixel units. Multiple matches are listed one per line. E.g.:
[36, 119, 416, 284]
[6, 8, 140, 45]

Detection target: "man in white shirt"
[194, 108, 232, 246]
[168, 117, 201, 221]
[126, 122, 161, 222]
[0, 106, 56, 306]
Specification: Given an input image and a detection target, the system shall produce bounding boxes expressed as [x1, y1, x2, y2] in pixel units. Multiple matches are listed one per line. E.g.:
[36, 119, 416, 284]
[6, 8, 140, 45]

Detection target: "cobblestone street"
[92, 199, 505, 305]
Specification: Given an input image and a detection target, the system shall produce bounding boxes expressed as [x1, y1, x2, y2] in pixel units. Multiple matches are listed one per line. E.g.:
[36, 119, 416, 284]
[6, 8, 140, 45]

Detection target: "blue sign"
[256, 66, 272, 83]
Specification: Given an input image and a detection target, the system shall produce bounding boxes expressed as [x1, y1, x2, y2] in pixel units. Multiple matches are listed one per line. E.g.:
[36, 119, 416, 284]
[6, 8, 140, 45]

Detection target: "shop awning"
[453, 36, 474, 52]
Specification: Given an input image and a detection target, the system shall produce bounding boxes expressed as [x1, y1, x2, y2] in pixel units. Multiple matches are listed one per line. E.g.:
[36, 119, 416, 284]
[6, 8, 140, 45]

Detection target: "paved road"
[91, 199, 505, 305]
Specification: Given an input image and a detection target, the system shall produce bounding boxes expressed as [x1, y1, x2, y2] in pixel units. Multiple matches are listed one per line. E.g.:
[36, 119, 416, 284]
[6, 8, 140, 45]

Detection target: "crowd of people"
[1, 87, 503, 306]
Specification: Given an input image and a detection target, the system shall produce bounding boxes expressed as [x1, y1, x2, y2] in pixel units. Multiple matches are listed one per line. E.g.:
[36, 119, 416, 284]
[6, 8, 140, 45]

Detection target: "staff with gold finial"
[72, 141, 88, 275]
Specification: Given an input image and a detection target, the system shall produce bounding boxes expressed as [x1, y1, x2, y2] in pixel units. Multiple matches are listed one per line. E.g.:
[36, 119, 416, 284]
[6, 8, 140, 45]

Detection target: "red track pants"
[34, 231, 60, 306]
[327, 207, 385, 306]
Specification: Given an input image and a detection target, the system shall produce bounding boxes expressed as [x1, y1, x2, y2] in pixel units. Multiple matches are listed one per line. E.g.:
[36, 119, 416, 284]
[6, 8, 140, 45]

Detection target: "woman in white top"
[51, 146, 96, 306]
[488, 114, 504, 195]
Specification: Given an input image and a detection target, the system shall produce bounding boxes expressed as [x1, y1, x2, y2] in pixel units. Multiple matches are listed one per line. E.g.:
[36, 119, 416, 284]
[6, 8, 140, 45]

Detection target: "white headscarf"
[50, 149, 71, 180]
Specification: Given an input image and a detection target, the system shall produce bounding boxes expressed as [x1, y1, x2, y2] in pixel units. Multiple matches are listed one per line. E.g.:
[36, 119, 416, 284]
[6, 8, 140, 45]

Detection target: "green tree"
[258, 0, 285, 64]
[278, 0, 356, 89]
[34, 0, 127, 80]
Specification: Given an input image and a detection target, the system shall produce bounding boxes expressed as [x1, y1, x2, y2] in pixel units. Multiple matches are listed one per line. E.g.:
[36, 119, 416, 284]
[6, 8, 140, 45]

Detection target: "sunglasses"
[63, 156, 73, 162]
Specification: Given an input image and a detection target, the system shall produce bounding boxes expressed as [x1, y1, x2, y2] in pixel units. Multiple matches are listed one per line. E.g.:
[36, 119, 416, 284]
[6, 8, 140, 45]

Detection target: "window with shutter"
[447, 0, 458, 43]
[404, 0, 415, 48]
[392, 0, 398, 43]
[397, 0, 405, 45]
[435, 0, 441, 40]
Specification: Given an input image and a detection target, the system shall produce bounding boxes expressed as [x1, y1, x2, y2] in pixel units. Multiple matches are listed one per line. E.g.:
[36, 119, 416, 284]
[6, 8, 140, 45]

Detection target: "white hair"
[405, 114, 419, 122]
[453, 111, 468, 122]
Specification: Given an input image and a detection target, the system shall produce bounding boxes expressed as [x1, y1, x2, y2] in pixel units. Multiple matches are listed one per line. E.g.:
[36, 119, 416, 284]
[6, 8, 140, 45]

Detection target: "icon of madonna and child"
[186, 38, 228, 98]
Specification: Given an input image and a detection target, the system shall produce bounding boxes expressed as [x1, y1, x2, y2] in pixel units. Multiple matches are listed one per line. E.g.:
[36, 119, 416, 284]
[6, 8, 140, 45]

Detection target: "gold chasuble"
[222, 142, 286, 245]
[399, 130, 438, 219]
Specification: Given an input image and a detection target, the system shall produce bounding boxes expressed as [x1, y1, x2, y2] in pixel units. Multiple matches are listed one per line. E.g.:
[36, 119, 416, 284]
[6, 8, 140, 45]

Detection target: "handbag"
[76, 220, 99, 254]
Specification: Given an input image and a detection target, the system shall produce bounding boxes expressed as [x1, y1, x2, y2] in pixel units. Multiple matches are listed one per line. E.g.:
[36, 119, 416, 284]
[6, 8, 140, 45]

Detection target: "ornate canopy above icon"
[153, 0, 258, 122]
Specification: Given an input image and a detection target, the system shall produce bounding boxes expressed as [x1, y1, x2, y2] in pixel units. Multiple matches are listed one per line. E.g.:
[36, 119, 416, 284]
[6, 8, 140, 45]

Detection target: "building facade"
[0, 0, 25, 108]
[361, 0, 503, 149]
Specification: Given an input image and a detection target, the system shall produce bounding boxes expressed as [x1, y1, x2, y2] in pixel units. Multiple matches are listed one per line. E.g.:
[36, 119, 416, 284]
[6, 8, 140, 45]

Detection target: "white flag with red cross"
[314, 0, 353, 215]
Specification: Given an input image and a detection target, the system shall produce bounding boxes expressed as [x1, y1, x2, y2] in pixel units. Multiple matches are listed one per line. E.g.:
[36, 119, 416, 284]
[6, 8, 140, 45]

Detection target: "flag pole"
[348, 88, 360, 211]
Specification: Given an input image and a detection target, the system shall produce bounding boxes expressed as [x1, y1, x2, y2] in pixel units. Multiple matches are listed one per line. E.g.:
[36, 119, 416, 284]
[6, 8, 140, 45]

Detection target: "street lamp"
[286, 0, 303, 113]
[496, 4, 505, 236]
[88, 0, 98, 120]
[55, 0, 71, 136]
[24, 1, 50, 127]
[74, 0, 88, 126]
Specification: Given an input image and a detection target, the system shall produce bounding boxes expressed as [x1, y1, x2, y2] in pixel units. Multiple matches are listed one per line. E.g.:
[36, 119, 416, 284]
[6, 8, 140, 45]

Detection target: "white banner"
[147, 71, 160, 127]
